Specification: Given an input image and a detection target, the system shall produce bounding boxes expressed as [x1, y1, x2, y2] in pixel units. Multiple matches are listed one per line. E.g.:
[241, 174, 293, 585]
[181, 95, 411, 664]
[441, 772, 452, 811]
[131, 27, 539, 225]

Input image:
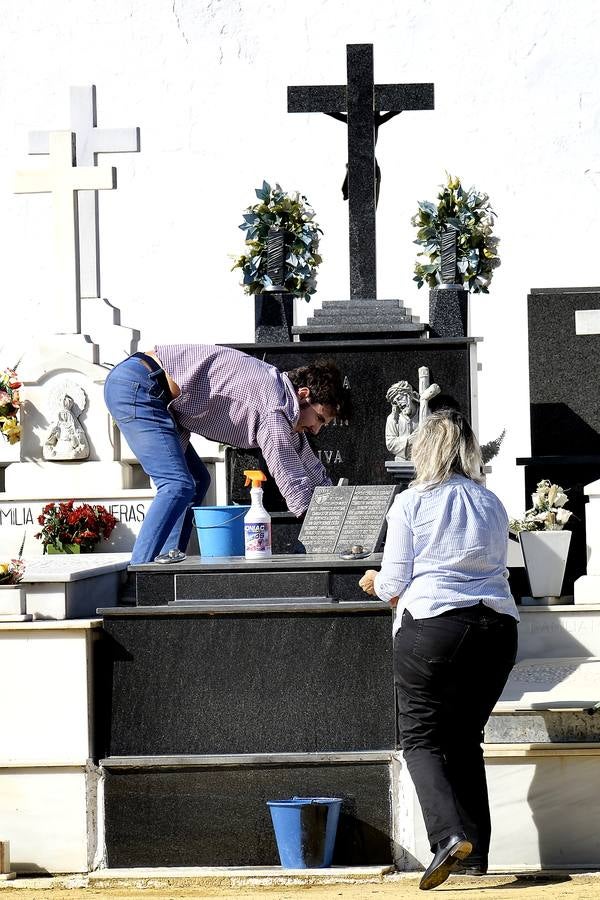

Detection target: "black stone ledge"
[230, 337, 481, 351]
[530, 286, 600, 294]
[98, 601, 390, 618]
[100, 751, 393, 768]
[517, 455, 600, 466]
[292, 323, 425, 335]
[127, 552, 383, 575]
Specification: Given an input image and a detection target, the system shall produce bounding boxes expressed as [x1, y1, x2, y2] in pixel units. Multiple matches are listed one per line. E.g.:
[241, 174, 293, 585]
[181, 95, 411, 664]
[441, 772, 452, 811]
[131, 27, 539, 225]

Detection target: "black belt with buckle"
[130, 352, 171, 396]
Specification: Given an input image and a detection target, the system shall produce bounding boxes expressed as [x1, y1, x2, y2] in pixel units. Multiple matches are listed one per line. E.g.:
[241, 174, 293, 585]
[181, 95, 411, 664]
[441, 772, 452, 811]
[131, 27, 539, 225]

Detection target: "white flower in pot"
[510, 480, 573, 602]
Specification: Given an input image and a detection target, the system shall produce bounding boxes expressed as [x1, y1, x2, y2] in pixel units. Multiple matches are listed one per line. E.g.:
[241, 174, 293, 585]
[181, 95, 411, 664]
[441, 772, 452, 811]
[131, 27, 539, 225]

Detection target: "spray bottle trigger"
[243, 469, 267, 489]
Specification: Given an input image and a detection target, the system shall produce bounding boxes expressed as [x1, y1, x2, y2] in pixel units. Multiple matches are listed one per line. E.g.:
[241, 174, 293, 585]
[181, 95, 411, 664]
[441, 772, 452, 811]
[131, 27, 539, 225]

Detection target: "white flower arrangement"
[509, 480, 573, 533]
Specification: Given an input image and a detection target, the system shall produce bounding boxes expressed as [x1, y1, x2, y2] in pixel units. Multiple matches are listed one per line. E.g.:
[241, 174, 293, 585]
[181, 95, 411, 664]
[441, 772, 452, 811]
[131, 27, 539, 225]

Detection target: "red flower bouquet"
[35, 500, 118, 553]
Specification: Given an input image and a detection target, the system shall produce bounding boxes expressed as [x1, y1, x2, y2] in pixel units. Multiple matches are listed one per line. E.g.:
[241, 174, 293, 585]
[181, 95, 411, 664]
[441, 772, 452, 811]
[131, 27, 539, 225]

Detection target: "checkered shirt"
[155, 344, 330, 516]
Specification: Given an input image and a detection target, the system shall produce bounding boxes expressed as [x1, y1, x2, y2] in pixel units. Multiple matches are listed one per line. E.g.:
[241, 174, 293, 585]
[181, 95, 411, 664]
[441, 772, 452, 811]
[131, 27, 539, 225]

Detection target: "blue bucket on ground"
[192, 505, 249, 557]
[267, 797, 342, 868]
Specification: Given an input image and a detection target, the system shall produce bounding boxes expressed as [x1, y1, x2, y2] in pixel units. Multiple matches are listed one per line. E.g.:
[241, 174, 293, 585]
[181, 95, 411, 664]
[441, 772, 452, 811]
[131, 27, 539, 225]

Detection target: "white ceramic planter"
[519, 530, 572, 599]
[0, 585, 26, 615]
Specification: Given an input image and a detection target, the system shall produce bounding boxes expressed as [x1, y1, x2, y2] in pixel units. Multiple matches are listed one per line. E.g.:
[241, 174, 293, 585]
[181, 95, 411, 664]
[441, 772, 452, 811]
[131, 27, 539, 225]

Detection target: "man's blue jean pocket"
[104, 374, 140, 424]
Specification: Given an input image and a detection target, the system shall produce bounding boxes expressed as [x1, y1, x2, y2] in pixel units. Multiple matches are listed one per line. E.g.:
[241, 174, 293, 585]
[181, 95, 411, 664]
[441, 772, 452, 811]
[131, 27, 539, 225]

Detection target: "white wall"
[2, 0, 599, 516]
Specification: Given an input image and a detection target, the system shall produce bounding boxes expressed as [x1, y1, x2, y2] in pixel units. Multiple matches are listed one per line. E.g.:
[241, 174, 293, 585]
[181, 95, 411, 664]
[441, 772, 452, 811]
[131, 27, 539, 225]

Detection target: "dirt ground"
[4, 873, 600, 900]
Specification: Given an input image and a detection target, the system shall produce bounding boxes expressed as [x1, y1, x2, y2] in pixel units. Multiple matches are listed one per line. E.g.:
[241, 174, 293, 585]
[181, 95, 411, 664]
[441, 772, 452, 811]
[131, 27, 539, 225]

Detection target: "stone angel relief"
[43, 382, 90, 461]
[385, 367, 441, 461]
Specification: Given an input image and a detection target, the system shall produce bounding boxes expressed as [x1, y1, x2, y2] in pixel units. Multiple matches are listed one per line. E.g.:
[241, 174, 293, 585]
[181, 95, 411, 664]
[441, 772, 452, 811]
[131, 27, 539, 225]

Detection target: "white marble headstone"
[497, 656, 600, 710]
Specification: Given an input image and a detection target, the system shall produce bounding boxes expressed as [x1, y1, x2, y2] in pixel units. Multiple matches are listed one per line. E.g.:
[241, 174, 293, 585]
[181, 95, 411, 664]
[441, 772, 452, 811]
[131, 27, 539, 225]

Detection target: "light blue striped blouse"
[373, 474, 519, 636]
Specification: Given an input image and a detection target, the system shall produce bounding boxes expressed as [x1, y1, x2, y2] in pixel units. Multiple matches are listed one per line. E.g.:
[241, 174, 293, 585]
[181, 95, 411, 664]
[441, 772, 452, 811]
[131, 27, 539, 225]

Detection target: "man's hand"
[359, 569, 379, 596]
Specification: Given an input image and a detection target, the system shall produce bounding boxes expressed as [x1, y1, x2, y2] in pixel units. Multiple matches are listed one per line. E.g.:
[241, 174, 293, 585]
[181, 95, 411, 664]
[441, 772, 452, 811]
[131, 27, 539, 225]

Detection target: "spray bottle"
[243, 470, 272, 559]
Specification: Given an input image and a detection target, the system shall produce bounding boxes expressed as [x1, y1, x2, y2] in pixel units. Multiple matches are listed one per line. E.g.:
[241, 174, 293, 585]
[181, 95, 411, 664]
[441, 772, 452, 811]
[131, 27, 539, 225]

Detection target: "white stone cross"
[29, 86, 140, 299]
[14, 131, 116, 334]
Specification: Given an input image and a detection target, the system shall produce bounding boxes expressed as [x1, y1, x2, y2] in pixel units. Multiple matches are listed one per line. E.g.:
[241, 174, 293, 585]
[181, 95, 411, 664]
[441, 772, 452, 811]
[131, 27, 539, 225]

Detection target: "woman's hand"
[359, 569, 379, 596]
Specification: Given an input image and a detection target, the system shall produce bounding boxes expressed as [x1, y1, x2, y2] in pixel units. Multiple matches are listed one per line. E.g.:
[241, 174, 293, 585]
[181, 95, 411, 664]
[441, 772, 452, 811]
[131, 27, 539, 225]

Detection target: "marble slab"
[0, 622, 99, 765]
[21, 553, 130, 582]
[584, 478, 600, 575]
[395, 747, 600, 871]
[0, 766, 91, 873]
[517, 604, 600, 659]
[574, 575, 600, 604]
[496, 657, 600, 711]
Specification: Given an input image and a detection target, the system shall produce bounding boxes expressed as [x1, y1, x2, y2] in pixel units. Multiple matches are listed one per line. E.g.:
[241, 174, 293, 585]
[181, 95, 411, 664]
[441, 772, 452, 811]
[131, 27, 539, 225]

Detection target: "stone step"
[307, 313, 419, 325]
[293, 322, 425, 335]
[314, 304, 410, 316]
[89, 865, 395, 887]
[486, 710, 600, 743]
[169, 595, 336, 607]
[318, 298, 406, 307]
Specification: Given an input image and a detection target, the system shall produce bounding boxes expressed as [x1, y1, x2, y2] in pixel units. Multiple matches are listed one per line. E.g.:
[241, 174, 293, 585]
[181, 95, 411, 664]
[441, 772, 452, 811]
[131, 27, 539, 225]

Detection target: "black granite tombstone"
[518, 287, 600, 596]
[227, 338, 476, 512]
[528, 288, 600, 456]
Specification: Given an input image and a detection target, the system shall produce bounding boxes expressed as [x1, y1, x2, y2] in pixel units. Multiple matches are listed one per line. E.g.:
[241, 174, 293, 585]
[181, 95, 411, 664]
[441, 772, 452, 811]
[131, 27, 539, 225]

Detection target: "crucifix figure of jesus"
[288, 43, 434, 300]
[14, 131, 116, 334]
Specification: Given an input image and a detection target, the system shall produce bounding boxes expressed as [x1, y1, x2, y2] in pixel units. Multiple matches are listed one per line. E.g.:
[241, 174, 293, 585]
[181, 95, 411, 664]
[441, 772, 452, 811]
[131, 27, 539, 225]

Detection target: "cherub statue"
[385, 367, 441, 461]
[43, 388, 89, 461]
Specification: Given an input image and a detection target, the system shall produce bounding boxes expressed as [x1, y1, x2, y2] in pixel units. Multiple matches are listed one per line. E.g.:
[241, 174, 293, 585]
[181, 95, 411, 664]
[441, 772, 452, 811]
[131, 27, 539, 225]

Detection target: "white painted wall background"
[1, 0, 599, 517]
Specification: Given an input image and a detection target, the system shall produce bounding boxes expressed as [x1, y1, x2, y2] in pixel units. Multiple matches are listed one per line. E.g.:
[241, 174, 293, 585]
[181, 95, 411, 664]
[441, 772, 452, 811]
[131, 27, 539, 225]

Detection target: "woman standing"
[359, 409, 519, 891]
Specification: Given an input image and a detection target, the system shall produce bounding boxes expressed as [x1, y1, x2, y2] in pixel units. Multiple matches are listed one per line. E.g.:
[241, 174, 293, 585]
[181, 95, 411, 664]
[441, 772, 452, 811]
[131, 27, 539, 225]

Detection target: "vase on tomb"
[47, 543, 82, 554]
[428, 229, 468, 338]
[254, 294, 294, 343]
[519, 530, 572, 605]
[254, 227, 293, 343]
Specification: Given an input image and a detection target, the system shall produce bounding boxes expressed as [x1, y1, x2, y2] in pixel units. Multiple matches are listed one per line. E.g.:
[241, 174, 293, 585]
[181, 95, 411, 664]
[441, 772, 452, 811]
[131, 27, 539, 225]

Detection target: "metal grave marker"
[298, 484, 397, 554]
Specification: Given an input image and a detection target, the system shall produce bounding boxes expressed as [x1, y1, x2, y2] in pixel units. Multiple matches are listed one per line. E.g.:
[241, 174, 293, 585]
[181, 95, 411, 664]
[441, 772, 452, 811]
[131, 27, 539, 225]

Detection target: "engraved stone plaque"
[298, 484, 397, 554]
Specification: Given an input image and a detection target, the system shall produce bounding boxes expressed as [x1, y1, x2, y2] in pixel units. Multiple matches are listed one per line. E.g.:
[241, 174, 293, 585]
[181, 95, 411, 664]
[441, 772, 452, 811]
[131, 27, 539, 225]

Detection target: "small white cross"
[15, 131, 116, 334]
[29, 86, 139, 298]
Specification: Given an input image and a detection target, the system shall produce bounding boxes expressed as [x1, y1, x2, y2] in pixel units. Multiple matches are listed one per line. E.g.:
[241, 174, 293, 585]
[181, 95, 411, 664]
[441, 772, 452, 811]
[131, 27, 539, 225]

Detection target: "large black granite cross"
[288, 43, 433, 300]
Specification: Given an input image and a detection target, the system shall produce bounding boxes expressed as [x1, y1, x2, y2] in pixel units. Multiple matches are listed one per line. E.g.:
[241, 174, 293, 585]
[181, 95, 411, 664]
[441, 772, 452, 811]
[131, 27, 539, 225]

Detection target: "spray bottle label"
[244, 522, 271, 554]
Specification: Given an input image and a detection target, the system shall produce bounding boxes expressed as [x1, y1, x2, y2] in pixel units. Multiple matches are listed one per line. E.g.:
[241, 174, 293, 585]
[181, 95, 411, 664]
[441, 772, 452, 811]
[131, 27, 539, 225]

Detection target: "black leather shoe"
[419, 834, 473, 891]
[454, 862, 488, 876]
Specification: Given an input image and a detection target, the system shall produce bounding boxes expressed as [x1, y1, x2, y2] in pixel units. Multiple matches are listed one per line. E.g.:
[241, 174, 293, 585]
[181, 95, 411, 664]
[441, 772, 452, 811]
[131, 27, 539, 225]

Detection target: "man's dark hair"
[286, 359, 351, 420]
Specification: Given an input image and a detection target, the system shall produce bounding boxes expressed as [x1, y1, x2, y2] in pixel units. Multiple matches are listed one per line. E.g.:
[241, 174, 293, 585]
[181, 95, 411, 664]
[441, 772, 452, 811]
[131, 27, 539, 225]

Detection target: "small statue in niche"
[385, 367, 441, 461]
[43, 385, 89, 461]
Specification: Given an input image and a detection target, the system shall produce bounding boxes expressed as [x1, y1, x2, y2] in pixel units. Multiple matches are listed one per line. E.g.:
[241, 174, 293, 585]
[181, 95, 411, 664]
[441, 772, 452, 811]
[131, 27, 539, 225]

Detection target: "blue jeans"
[104, 355, 211, 564]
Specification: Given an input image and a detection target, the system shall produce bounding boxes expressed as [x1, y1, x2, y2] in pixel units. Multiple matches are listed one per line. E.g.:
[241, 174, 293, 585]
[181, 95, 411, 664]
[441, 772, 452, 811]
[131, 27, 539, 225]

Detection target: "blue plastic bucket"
[267, 797, 342, 868]
[192, 505, 249, 557]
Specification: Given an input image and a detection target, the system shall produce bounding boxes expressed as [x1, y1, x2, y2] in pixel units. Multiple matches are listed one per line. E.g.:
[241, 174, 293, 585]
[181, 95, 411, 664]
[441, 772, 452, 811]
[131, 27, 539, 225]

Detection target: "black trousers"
[394, 602, 518, 861]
